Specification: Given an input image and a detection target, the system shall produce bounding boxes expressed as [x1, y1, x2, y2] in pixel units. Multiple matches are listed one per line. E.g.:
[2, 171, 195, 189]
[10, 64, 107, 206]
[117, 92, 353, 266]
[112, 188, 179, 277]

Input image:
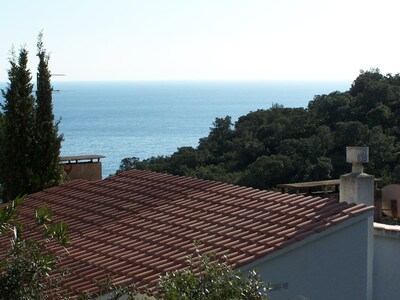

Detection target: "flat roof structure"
[60, 155, 105, 164]
[278, 180, 341, 194]
[277, 179, 380, 195]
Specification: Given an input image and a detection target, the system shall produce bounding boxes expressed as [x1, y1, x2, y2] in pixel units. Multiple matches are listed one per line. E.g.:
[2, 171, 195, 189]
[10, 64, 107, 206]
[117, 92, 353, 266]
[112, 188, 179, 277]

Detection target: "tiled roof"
[0, 170, 374, 297]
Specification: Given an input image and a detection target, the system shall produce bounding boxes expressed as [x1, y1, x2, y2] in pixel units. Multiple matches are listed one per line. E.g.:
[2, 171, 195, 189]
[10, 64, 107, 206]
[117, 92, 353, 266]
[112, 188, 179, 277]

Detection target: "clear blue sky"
[1, 0, 399, 81]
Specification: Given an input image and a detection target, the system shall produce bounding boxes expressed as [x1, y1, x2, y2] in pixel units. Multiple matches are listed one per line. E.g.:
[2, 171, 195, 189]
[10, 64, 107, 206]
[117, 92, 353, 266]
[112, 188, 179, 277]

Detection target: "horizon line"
[47, 78, 354, 83]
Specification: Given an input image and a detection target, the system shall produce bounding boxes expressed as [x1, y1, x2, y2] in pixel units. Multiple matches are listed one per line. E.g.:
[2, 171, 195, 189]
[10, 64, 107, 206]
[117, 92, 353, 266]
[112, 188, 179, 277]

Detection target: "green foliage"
[0, 111, 4, 153]
[0, 47, 36, 201]
[239, 155, 293, 189]
[157, 244, 269, 300]
[0, 196, 70, 299]
[0, 34, 64, 201]
[118, 69, 400, 189]
[117, 156, 142, 174]
[77, 277, 138, 300]
[303, 156, 333, 182]
[308, 91, 352, 127]
[33, 32, 64, 191]
[198, 116, 234, 164]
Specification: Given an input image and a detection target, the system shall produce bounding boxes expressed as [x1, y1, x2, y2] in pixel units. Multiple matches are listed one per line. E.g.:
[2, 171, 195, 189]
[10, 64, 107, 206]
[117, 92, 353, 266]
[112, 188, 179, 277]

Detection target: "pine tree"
[1, 48, 36, 201]
[34, 32, 64, 190]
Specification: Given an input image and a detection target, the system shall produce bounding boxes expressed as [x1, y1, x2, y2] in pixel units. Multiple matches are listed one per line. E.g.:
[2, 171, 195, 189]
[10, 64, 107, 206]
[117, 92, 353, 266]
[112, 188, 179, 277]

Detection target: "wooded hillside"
[118, 69, 400, 190]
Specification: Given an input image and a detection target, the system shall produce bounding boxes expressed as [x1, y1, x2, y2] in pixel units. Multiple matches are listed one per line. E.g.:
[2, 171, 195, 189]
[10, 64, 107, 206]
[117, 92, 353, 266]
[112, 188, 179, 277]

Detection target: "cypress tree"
[1, 48, 36, 201]
[0, 35, 64, 201]
[34, 32, 64, 190]
[0, 109, 4, 198]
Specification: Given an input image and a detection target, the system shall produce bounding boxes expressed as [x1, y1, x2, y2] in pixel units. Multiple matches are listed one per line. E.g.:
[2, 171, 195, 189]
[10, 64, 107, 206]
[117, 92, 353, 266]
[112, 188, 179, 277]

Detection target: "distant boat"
[52, 74, 65, 93]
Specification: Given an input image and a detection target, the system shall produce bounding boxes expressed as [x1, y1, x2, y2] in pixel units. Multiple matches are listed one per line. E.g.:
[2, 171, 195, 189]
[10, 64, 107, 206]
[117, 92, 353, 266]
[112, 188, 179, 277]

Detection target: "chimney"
[340, 147, 374, 206]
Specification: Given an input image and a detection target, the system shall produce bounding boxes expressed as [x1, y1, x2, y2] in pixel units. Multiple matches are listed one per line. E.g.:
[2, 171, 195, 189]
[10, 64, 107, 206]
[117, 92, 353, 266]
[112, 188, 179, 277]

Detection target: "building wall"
[242, 215, 373, 300]
[62, 162, 103, 181]
[373, 223, 400, 300]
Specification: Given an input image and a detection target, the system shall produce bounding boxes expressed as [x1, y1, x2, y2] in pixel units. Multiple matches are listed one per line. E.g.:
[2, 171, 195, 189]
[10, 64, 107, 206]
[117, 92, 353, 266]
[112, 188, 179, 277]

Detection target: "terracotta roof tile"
[0, 170, 374, 297]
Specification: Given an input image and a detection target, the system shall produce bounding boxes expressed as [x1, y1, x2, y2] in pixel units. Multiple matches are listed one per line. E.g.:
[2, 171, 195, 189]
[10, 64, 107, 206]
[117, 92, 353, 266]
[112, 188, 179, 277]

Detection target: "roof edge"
[240, 208, 374, 271]
[374, 222, 400, 239]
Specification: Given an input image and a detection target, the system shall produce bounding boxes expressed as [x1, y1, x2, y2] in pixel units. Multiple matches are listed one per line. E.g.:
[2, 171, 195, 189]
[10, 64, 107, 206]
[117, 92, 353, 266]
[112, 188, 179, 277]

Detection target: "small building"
[0, 168, 374, 299]
[60, 154, 105, 181]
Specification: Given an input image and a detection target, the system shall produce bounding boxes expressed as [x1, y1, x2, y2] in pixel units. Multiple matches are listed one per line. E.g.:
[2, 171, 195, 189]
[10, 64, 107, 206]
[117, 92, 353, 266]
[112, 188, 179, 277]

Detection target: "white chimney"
[340, 147, 375, 206]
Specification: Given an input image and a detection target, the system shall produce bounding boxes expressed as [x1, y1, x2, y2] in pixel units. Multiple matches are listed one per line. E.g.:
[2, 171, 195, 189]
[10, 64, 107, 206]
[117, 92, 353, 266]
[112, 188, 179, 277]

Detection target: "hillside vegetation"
[118, 69, 400, 190]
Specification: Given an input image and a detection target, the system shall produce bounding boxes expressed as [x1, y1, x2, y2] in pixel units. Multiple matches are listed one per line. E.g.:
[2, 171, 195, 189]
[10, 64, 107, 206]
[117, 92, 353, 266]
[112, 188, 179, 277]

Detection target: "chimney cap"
[346, 147, 369, 164]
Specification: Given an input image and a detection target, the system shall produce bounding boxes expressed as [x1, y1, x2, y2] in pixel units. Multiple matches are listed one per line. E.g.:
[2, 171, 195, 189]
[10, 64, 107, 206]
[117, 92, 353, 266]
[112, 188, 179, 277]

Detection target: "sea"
[0, 80, 351, 178]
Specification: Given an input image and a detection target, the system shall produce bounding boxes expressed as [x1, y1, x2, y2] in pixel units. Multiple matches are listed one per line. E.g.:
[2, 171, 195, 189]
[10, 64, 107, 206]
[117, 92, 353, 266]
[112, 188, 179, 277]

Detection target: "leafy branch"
[0, 196, 70, 300]
[157, 241, 270, 300]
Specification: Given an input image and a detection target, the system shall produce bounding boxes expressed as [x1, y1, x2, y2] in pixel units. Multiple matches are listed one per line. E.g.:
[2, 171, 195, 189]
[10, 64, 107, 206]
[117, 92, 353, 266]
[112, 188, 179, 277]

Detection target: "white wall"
[242, 215, 373, 300]
[373, 223, 400, 300]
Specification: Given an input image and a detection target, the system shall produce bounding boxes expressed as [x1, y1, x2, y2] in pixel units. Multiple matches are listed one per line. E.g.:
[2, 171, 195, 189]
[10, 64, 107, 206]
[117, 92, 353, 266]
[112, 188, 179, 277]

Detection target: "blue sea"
[1, 80, 351, 177]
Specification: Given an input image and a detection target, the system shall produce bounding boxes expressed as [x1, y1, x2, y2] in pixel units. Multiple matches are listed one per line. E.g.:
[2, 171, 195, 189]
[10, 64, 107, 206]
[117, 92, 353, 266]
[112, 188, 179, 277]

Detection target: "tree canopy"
[33, 32, 64, 191]
[117, 69, 400, 189]
[0, 48, 36, 200]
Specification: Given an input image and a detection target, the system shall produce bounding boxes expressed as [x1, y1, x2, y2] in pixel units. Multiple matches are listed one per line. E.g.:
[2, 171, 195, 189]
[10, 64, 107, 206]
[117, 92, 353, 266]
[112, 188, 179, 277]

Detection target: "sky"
[1, 0, 400, 82]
